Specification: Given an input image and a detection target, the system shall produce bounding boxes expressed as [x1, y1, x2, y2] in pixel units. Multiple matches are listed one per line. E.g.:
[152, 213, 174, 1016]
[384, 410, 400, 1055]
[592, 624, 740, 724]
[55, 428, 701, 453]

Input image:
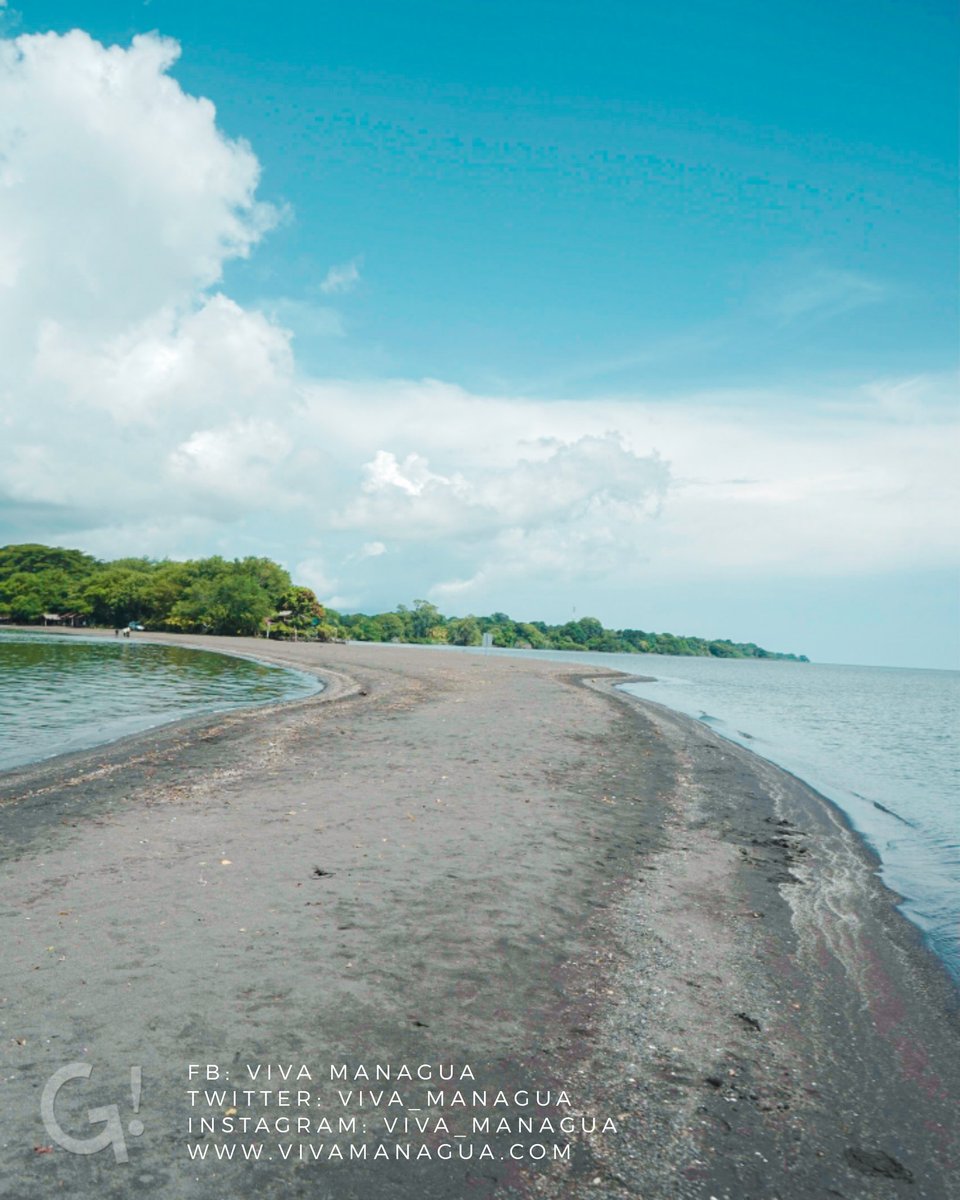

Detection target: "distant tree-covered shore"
[0, 544, 809, 661]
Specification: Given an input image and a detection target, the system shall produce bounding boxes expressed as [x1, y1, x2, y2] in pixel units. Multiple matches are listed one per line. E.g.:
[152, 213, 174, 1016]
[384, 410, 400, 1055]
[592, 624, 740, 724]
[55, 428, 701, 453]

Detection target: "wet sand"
[0, 635, 957, 1199]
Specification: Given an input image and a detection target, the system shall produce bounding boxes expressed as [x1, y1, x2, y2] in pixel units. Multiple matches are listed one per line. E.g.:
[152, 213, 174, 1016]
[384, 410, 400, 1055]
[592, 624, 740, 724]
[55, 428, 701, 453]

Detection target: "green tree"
[0, 544, 98, 581]
[237, 556, 292, 601]
[170, 569, 272, 635]
[409, 599, 444, 640]
[515, 622, 549, 649]
[0, 542, 809, 659]
[82, 565, 155, 628]
[448, 616, 482, 646]
[377, 613, 405, 641]
[278, 586, 325, 629]
[340, 614, 379, 641]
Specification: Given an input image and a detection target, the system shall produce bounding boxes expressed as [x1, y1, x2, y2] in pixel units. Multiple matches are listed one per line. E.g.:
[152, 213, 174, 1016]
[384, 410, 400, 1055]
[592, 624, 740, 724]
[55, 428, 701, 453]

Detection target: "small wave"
[850, 789, 916, 828]
[871, 799, 916, 827]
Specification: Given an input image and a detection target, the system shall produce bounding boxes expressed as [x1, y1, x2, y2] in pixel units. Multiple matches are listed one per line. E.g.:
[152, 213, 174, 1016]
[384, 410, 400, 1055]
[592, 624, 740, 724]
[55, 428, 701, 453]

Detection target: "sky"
[0, 1, 957, 668]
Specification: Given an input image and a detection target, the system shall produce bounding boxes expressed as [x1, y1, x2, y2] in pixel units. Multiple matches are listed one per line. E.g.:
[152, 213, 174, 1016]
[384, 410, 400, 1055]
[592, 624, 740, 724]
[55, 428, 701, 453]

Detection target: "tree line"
[0, 543, 332, 639]
[0, 544, 808, 660]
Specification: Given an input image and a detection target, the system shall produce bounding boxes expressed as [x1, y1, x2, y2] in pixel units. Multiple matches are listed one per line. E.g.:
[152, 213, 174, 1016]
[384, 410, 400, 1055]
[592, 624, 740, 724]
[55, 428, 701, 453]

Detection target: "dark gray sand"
[0, 636, 957, 1199]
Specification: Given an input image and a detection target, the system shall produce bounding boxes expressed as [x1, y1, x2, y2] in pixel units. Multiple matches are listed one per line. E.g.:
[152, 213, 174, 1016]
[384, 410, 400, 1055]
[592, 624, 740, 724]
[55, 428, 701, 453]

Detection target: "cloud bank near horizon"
[0, 30, 956, 628]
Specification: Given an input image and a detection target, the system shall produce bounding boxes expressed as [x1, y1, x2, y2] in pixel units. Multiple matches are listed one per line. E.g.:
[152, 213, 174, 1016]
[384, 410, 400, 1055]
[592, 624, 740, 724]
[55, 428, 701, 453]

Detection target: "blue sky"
[1, 1, 957, 665]
[35, 0, 955, 391]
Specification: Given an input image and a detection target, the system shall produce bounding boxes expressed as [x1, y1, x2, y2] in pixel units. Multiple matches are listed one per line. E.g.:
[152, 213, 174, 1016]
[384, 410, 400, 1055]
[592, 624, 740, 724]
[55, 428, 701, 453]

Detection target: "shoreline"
[0, 626, 330, 777]
[1, 637, 957, 1197]
[611, 684, 960, 993]
[5, 626, 955, 986]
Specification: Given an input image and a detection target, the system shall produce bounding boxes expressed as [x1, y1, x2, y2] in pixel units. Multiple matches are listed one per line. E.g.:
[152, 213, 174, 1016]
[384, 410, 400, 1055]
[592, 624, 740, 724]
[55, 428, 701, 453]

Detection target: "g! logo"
[40, 1063, 144, 1164]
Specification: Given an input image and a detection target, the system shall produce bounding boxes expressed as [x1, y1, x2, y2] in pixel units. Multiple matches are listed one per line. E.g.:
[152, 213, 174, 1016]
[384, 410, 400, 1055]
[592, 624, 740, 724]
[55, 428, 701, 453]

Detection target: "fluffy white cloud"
[0, 31, 272, 339]
[34, 295, 294, 425]
[292, 372, 957, 579]
[335, 437, 668, 574]
[0, 30, 290, 533]
[168, 418, 295, 514]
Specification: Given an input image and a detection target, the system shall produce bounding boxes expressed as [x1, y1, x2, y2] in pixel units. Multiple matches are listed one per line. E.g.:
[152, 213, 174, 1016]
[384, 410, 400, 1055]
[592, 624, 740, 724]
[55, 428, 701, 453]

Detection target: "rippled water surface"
[613, 658, 959, 982]
[0, 631, 321, 772]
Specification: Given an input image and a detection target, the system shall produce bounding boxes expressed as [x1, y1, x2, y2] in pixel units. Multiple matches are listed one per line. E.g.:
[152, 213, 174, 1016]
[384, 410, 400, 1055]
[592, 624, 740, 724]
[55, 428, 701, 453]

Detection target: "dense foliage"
[331, 599, 808, 660]
[0, 543, 333, 638]
[0, 544, 808, 660]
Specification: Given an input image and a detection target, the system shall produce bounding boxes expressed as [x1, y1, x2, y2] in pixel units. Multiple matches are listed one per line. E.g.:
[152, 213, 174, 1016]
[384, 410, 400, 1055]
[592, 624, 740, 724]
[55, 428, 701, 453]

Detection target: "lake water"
[618, 657, 958, 984]
[0, 631, 321, 773]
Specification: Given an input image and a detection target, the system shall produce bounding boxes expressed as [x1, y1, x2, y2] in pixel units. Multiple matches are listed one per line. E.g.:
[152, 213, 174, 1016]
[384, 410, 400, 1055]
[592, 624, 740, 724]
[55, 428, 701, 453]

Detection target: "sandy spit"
[0, 634, 956, 1199]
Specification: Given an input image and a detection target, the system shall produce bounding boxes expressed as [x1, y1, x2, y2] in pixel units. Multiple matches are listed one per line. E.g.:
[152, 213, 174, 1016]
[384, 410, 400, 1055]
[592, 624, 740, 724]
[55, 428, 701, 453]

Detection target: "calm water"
[616, 657, 959, 983]
[0, 631, 321, 772]
[461, 646, 959, 982]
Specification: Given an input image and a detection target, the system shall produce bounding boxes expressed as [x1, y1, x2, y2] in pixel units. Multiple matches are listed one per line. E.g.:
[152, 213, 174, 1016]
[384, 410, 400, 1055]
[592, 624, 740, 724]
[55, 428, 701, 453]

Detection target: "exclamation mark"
[128, 1066, 144, 1137]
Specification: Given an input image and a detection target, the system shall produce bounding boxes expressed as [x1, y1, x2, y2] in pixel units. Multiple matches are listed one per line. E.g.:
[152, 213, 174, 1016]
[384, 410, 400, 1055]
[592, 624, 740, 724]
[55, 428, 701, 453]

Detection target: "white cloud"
[168, 418, 294, 513]
[0, 31, 273, 342]
[302, 376, 957, 594]
[0, 30, 291, 532]
[319, 258, 361, 294]
[336, 437, 668, 575]
[360, 449, 451, 498]
[34, 295, 294, 425]
[293, 556, 342, 602]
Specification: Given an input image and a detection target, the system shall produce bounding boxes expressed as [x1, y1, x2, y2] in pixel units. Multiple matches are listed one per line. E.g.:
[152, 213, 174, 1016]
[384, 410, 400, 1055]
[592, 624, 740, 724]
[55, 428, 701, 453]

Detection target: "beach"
[0, 636, 957, 1199]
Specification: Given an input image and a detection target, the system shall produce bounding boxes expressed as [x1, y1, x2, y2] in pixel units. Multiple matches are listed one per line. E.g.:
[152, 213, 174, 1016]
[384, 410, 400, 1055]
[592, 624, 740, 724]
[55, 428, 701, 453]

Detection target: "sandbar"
[0, 635, 956, 1198]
